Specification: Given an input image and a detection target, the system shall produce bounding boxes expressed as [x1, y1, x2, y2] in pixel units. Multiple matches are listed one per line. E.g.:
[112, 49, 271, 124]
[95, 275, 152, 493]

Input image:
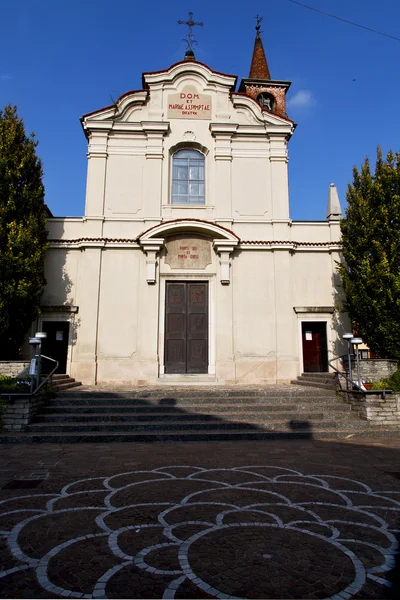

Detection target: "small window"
[172, 149, 205, 205]
[257, 92, 275, 111]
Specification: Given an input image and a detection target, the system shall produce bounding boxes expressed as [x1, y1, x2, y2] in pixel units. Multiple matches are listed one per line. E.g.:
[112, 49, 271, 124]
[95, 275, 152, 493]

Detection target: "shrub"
[369, 369, 400, 391]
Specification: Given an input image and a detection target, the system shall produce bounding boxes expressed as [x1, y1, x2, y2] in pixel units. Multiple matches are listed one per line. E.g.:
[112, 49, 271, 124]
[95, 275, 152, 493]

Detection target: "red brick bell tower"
[239, 16, 291, 119]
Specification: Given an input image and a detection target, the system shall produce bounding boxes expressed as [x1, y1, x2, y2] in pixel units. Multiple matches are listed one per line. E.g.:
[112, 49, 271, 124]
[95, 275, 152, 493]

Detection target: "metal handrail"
[0, 354, 59, 402]
[329, 353, 392, 398]
[329, 353, 363, 391]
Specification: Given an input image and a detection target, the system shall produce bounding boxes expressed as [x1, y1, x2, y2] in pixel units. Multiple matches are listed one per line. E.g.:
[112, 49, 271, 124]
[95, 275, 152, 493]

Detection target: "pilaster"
[270, 136, 290, 221]
[142, 122, 170, 216]
[136, 256, 160, 379]
[273, 249, 297, 381]
[72, 245, 103, 384]
[210, 123, 238, 218]
[85, 129, 109, 216]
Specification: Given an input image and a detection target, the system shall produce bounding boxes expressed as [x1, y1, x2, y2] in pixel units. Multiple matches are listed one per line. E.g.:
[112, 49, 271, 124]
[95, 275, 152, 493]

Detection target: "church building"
[38, 19, 345, 386]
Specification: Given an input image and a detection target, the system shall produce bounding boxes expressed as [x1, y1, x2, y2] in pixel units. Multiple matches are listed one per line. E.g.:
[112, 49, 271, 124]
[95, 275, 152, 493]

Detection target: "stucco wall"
[39, 60, 345, 386]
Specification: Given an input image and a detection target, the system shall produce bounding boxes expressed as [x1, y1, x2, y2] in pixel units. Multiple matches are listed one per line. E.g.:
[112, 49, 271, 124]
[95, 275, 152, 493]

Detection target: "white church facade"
[37, 27, 347, 386]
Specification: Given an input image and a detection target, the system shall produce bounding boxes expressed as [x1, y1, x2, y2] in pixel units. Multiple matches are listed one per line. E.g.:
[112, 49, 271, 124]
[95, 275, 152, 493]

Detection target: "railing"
[329, 354, 392, 399]
[329, 353, 363, 391]
[0, 354, 59, 402]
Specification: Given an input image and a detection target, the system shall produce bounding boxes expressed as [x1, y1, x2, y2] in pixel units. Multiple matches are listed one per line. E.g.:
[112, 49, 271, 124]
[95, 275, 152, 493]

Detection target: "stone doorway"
[164, 281, 208, 374]
[301, 321, 328, 373]
[41, 321, 70, 374]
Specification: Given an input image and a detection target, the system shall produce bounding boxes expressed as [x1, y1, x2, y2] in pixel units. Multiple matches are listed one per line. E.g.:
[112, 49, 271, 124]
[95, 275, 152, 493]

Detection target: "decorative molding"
[40, 305, 79, 314]
[210, 123, 238, 162]
[138, 238, 164, 284]
[142, 60, 237, 90]
[138, 219, 240, 244]
[48, 237, 341, 252]
[213, 240, 238, 284]
[240, 240, 341, 248]
[183, 130, 196, 141]
[293, 306, 335, 314]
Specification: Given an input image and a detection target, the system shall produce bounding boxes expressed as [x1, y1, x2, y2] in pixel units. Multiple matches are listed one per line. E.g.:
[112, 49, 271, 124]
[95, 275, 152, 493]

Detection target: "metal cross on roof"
[255, 14, 263, 33]
[178, 12, 204, 51]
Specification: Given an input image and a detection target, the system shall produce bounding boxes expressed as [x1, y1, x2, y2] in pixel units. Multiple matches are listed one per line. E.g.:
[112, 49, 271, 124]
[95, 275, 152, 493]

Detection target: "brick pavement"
[0, 438, 400, 599]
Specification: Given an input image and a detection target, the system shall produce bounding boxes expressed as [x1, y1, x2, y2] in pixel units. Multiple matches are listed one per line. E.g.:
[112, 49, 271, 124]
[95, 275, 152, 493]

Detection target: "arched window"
[257, 92, 275, 112]
[172, 149, 205, 205]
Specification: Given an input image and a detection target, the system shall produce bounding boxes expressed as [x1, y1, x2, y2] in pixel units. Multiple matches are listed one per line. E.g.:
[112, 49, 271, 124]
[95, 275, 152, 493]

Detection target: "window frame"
[171, 148, 206, 206]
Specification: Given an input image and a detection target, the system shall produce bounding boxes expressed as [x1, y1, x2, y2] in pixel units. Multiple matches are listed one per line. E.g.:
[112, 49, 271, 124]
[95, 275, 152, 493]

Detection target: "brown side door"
[165, 282, 208, 374]
[41, 321, 70, 374]
[302, 322, 328, 373]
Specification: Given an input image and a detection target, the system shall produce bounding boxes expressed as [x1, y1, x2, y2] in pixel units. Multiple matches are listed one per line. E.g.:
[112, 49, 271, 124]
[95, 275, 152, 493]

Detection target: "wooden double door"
[164, 281, 208, 374]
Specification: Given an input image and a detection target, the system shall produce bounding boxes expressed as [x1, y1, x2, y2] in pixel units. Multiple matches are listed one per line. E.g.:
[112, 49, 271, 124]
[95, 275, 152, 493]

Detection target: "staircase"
[50, 374, 82, 392]
[291, 372, 337, 391]
[1, 384, 398, 443]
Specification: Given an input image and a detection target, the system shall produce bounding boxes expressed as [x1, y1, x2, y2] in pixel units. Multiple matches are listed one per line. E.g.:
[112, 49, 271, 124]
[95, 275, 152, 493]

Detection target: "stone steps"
[290, 373, 337, 391]
[46, 394, 340, 406]
[25, 419, 372, 433]
[38, 403, 350, 415]
[55, 387, 336, 399]
[51, 375, 82, 392]
[37, 409, 353, 422]
[2, 428, 399, 444]
[1, 385, 398, 443]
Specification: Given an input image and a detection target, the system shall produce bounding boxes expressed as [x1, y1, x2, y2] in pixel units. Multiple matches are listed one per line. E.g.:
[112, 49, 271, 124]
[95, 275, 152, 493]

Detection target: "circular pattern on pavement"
[0, 465, 399, 599]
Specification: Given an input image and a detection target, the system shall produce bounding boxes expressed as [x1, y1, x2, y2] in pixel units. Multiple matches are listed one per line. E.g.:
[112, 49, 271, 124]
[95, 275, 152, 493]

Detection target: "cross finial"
[255, 14, 263, 34]
[178, 12, 204, 52]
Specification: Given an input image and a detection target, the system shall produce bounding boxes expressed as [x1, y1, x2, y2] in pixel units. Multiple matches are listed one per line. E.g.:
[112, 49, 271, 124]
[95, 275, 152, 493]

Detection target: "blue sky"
[1, 0, 399, 220]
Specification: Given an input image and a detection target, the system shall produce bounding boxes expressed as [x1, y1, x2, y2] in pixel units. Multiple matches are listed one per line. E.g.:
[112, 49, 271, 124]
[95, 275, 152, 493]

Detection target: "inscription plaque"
[165, 235, 212, 270]
[167, 85, 212, 120]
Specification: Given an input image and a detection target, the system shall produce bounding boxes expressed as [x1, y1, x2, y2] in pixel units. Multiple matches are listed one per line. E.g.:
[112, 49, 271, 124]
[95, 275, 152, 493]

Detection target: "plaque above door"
[165, 235, 212, 270]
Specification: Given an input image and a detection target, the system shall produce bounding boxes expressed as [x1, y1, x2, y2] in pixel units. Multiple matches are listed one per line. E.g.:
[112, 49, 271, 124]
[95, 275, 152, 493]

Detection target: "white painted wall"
[41, 59, 346, 385]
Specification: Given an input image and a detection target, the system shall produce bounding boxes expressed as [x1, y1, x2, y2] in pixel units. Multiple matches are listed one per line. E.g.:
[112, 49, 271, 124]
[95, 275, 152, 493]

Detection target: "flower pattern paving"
[0, 465, 399, 599]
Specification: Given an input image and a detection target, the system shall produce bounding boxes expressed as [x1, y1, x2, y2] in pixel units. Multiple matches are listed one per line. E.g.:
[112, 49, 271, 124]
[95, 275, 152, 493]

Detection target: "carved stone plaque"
[165, 235, 212, 270]
[167, 85, 212, 120]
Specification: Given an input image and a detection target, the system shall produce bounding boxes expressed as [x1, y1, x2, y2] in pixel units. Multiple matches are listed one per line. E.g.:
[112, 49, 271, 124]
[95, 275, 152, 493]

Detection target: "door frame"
[296, 313, 333, 374]
[301, 321, 328, 373]
[37, 313, 73, 375]
[158, 274, 215, 376]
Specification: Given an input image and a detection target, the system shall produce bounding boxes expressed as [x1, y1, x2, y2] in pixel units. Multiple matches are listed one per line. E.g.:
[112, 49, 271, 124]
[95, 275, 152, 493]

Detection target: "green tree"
[0, 105, 48, 359]
[339, 147, 400, 358]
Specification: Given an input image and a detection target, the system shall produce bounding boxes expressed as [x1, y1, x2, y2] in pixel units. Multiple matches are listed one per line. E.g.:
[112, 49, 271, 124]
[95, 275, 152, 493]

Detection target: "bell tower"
[239, 16, 291, 119]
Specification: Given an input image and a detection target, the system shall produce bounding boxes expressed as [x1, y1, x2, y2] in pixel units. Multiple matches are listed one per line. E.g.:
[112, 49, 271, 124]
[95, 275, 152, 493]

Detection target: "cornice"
[81, 90, 149, 123]
[240, 240, 341, 249]
[48, 237, 341, 252]
[48, 238, 140, 249]
[294, 306, 335, 314]
[142, 61, 237, 90]
[137, 218, 240, 242]
[40, 304, 79, 314]
[209, 123, 239, 136]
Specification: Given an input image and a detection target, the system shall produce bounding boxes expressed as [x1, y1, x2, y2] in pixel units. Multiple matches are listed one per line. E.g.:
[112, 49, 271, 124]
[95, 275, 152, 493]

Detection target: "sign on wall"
[167, 85, 212, 120]
[165, 235, 212, 269]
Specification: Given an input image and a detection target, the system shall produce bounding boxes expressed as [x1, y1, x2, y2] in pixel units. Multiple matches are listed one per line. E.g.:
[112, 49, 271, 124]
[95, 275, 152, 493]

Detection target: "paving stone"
[0, 439, 400, 598]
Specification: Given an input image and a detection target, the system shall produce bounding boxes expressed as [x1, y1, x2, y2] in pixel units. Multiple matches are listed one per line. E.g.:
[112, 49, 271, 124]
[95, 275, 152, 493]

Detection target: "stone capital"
[213, 240, 238, 284]
[138, 238, 164, 283]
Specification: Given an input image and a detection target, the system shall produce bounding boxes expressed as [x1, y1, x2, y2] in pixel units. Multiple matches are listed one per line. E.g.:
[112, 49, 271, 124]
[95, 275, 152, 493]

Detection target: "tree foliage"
[0, 105, 48, 359]
[339, 147, 400, 358]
